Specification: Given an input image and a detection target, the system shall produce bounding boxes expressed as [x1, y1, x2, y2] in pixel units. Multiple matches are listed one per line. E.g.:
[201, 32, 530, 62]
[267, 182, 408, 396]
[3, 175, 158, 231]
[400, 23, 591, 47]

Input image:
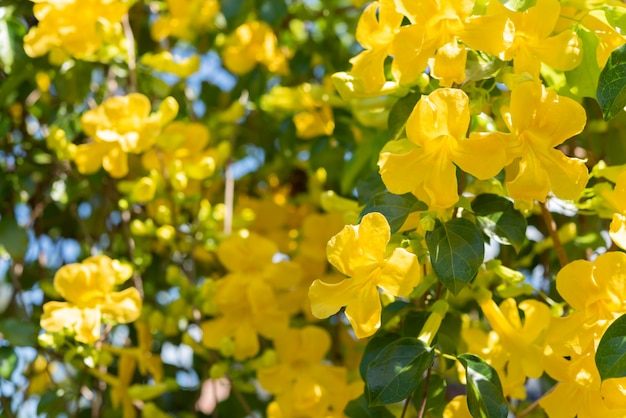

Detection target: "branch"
[121, 14, 137, 93]
[540, 201, 568, 268]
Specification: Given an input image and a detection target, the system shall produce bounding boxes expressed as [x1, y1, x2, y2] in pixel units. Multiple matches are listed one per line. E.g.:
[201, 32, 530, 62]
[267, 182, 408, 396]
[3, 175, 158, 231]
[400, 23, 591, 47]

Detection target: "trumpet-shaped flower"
[348, 0, 402, 93]
[477, 294, 552, 380]
[309, 212, 422, 338]
[547, 251, 626, 356]
[201, 279, 289, 360]
[222, 21, 288, 75]
[378, 88, 507, 209]
[463, 0, 582, 78]
[259, 327, 361, 418]
[74, 94, 178, 178]
[24, 0, 128, 60]
[500, 81, 588, 203]
[540, 352, 626, 418]
[40, 255, 142, 344]
[392, 0, 474, 86]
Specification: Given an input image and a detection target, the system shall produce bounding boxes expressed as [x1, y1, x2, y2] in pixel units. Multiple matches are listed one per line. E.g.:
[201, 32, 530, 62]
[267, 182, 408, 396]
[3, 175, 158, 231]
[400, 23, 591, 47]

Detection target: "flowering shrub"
[2, 0, 626, 417]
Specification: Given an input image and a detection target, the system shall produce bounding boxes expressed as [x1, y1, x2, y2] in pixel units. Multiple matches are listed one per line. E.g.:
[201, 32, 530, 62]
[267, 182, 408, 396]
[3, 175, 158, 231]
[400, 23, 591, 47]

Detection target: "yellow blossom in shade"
[40, 255, 142, 344]
[378, 88, 507, 209]
[309, 212, 422, 338]
[540, 352, 626, 418]
[348, 0, 402, 94]
[140, 51, 201, 78]
[547, 251, 626, 356]
[75, 94, 178, 178]
[463, 0, 582, 78]
[477, 294, 552, 380]
[391, 0, 473, 87]
[150, 0, 219, 41]
[222, 21, 288, 75]
[201, 279, 289, 361]
[23, 0, 128, 60]
[258, 327, 361, 418]
[500, 81, 588, 203]
[600, 170, 626, 250]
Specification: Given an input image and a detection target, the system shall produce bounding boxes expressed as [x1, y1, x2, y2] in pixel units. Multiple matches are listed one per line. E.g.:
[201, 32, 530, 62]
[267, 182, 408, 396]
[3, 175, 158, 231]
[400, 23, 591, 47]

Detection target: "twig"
[540, 201, 568, 268]
[417, 367, 432, 418]
[401, 394, 413, 418]
[121, 14, 137, 93]
[516, 385, 555, 418]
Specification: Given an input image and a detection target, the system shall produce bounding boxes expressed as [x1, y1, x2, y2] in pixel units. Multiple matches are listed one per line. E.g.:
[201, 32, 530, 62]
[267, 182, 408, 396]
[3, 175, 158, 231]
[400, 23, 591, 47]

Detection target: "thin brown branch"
[540, 201, 568, 268]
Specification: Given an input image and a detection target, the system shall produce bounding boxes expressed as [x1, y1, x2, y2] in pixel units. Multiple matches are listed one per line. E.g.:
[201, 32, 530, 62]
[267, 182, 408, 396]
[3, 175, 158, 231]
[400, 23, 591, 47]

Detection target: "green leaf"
[566, 27, 600, 98]
[366, 337, 434, 406]
[0, 217, 29, 260]
[425, 218, 485, 295]
[0, 346, 17, 379]
[498, 0, 536, 12]
[595, 313, 626, 381]
[258, 0, 288, 26]
[344, 394, 394, 418]
[360, 191, 427, 234]
[0, 319, 37, 347]
[360, 332, 401, 380]
[471, 194, 527, 252]
[388, 91, 421, 141]
[341, 133, 387, 195]
[597, 44, 626, 120]
[458, 354, 509, 418]
[465, 50, 504, 83]
[356, 172, 387, 205]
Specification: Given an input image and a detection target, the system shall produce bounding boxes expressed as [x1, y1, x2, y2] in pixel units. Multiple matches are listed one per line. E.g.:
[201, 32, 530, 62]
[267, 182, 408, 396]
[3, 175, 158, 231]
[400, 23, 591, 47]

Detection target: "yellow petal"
[378, 147, 426, 195]
[233, 320, 260, 360]
[309, 278, 356, 319]
[326, 223, 358, 277]
[343, 284, 382, 338]
[356, 212, 390, 267]
[101, 288, 142, 324]
[422, 156, 459, 209]
[590, 251, 626, 310]
[390, 25, 431, 85]
[378, 248, 422, 297]
[452, 132, 507, 180]
[535, 29, 582, 72]
[505, 154, 551, 203]
[349, 48, 389, 94]
[40, 301, 81, 333]
[431, 41, 467, 87]
[257, 364, 295, 395]
[408, 88, 470, 146]
[538, 148, 588, 200]
[102, 145, 129, 178]
[463, 15, 511, 57]
[609, 213, 626, 251]
[555, 259, 598, 311]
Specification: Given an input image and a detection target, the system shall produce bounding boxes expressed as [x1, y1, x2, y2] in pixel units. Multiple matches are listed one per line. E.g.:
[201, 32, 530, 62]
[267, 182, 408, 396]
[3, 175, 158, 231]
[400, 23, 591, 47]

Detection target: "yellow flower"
[40, 255, 142, 344]
[74, 94, 178, 178]
[500, 81, 588, 203]
[222, 21, 288, 75]
[348, 0, 402, 93]
[201, 279, 289, 360]
[540, 352, 626, 418]
[392, 0, 473, 86]
[600, 170, 626, 250]
[142, 122, 219, 186]
[477, 294, 552, 380]
[24, 0, 128, 60]
[151, 0, 219, 41]
[309, 212, 422, 338]
[463, 0, 582, 78]
[378, 88, 507, 209]
[259, 328, 361, 418]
